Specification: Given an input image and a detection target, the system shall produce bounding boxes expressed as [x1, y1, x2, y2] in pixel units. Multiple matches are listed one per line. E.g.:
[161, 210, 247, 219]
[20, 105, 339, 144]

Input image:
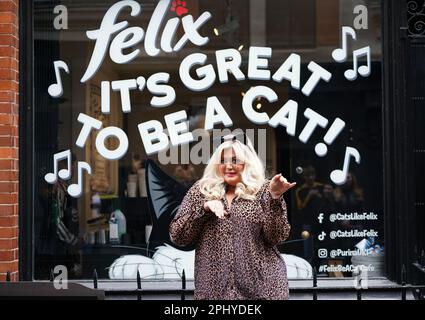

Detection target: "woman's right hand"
[203, 200, 227, 219]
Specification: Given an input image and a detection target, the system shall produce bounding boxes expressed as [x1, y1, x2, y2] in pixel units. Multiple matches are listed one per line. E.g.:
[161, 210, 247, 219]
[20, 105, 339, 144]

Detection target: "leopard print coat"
[169, 179, 291, 300]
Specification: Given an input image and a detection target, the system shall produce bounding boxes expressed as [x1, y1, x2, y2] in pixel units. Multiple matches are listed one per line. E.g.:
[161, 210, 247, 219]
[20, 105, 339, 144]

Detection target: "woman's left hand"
[269, 174, 297, 199]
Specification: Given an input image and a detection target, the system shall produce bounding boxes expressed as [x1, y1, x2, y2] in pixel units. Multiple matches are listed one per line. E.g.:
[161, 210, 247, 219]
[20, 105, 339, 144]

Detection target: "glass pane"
[33, 0, 383, 281]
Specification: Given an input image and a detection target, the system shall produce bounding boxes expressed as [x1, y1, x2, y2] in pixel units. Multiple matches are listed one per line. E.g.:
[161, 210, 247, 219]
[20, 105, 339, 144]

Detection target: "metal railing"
[2, 263, 425, 300]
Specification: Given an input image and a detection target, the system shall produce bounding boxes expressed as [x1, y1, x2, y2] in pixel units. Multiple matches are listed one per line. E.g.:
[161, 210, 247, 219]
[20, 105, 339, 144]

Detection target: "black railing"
[2, 264, 425, 300]
[137, 270, 142, 301]
[93, 269, 98, 290]
[312, 267, 317, 301]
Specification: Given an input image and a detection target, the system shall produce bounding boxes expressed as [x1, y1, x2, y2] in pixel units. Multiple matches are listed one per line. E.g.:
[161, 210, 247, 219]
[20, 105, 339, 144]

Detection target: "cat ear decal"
[145, 159, 194, 251]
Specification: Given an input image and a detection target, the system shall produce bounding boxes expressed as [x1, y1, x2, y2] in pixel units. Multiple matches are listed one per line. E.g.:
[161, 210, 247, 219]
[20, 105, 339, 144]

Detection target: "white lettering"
[95, 127, 129, 160]
[298, 108, 329, 143]
[242, 86, 277, 124]
[81, 1, 141, 82]
[138, 120, 169, 155]
[248, 46, 272, 80]
[204, 97, 233, 130]
[76, 113, 103, 148]
[269, 99, 298, 136]
[111, 79, 137, 113]
[272, 53, 301, 90]
[164, 111, 193, 147]
[173, 12, 212, 51]
[302, 62, 332, 96]
[147, 73, 176, 108]
[179, 53, 216, 91]
[216, 49, 246, 83]
[109, 26, 144, 64]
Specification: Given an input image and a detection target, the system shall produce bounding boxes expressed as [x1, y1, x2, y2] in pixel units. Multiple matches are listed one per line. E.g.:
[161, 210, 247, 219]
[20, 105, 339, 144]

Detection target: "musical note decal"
[330, 147, 361, 185]
[67, 162, 92, 198]
[332, 26, 357, 62]
[48, 60, 70, 98]
[44, 150, 72, 184]
[344, 46, 371, 81]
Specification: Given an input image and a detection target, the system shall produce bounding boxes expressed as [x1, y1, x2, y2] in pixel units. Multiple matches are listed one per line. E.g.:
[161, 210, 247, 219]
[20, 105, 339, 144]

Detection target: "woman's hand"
[269, 174, 297, 199]
[204, 200, 228, 219]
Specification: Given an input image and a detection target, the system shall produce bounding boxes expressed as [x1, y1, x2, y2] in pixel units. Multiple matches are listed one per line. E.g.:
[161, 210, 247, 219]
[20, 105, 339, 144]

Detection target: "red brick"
[0, 238, 17, 250]
[0, 48, 18, 61]
[0, 216, 18, 227]
[10, 62, 18, 71]
[0, 69, 17, 81]
[2, 273, 18, 281]
[0, 113, 16, 126]
[0, 2, 18, 271]
[0, 35, 17, 47]
[2, 136, 18, 147]
[0, 80, 18, 91]
[0, 136, 12, 146]
[0, 47, 18, 60]
[0, 46, 13, 57]
[0, 182, 17, 192]
[0, 250, 14, 261]
[0, 125, 18, 136]
[0, 181, 17, 192]
[0, 261, 18, 272]
[0, 91, 13, 103]
[0, 171, 18, 181]
[0, 227, 17, 238]
[0, 205, 13, 216]
[0, 194, 17, 204]
[0, 68, 14, 80]
[0, 57, 11, 68]
[0, 57, 17, 69]
[0, 204, 18, 216]
[0, 114, 13, 125]
[0, 13, 17, 25]
[0, 2, 18, 14]
[0, 103, 18, 114]
[0, 24, 15, 34]
[0, 271, 18, 281]
[0, 181, 10, 191]
[0, 147, 18, 158]
[8, 159, 17, 170]
[0, 104, 11, 114]
[0, 160, 18, 170]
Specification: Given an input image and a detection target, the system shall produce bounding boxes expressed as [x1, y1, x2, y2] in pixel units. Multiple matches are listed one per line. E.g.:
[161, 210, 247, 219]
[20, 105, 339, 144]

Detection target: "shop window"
[32, 0, 384, 281]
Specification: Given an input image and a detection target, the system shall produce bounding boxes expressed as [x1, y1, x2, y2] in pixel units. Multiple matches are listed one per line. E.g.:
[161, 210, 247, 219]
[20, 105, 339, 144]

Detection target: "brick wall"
[0, 0, 19, 282]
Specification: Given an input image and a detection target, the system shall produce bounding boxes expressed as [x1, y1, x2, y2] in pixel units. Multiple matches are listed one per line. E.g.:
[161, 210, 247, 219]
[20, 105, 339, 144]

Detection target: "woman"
[169, 134, 296, 300]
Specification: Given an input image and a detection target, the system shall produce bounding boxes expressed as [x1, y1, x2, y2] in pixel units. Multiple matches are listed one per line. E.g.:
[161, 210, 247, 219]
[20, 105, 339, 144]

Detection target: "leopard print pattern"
[169, 179, 291, 300]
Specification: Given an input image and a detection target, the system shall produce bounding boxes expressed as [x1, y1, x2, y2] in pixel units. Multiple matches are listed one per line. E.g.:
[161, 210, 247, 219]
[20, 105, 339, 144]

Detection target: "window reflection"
[33, 0, 383, 280]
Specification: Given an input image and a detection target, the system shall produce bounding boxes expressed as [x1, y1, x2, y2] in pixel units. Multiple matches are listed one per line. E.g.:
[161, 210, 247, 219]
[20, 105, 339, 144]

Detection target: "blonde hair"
[198, 137, 265, 201]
